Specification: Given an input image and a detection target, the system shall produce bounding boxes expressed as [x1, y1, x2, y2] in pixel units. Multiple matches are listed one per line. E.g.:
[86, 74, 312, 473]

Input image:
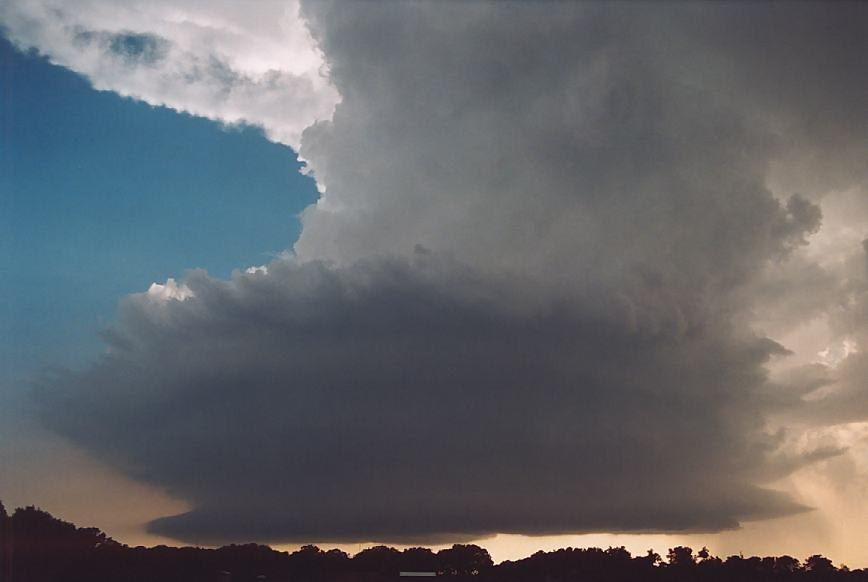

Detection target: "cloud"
[776, 241, 868, 427]
[0, 0, 339, 149]
[293, 2, 822, 286]
[35, 256, 804, 544]
[146, 278, 194, 303]
[20, 1, 868, 545]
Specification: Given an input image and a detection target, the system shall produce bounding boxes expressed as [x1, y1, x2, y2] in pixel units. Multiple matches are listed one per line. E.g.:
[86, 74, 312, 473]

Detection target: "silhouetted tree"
[668, 546, 696, 568]
[644, 548, 663, 566]
[0, 500, 9, 582]
[437, 544, 493, 576]
[5, 502, 868, 582]
[806, 554, 837, 580]
[400, 547, 438, 572]
[352, 545, 401, 574]
[775, 556, 802, 576]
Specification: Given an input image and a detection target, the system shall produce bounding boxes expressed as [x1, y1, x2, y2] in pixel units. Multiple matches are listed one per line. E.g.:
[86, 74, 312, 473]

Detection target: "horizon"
[0, 501, 857, 568]
[3, 0, 868, 571]
[4, 502, 864, 582]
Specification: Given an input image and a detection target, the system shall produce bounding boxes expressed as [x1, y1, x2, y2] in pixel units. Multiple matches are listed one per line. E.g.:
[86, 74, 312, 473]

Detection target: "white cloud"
[0, 0, 339, 149]
[816, 339, 859, 369]
[244, 265, 268, 275]
[146, 278, 193, 302]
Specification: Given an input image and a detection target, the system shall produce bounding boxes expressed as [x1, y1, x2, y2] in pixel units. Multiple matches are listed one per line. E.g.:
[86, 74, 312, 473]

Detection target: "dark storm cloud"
[36, 256, 803, 544]
[293, 1, 825, 312]
[33, 1, 868, 544]
[666, 2, 868, 197]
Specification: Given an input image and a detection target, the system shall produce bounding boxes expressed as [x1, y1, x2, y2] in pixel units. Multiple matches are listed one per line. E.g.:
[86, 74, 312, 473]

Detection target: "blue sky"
[0, 36, 318, 380]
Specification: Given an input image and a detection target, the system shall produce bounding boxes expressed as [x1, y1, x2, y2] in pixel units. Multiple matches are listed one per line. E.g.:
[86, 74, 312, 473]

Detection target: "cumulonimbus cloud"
[36, 255, 805, 544]
[14, 0, 868, 544]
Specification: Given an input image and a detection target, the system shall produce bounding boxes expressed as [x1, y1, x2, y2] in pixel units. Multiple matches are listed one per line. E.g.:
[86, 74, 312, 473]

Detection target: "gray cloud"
[781, 242, 868, 427]
[29, 1, 868, 544]
[294, 2, 822, 311]
[36, 256, 803, 544]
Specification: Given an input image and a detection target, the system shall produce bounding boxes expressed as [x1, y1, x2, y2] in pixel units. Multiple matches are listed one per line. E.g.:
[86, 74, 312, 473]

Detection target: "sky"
[3, 0, 868, 567]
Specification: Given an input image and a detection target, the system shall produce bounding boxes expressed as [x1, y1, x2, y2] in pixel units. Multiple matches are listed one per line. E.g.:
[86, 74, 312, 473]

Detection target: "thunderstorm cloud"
[7, 1, 868, 544]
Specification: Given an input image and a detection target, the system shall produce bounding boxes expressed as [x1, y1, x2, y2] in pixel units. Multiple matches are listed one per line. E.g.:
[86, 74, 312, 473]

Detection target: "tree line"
[1, 501, 866, 581]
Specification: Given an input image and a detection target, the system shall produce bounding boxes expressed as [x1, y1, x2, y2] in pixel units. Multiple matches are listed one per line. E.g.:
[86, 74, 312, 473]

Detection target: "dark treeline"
[1, 501, 866, 582]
